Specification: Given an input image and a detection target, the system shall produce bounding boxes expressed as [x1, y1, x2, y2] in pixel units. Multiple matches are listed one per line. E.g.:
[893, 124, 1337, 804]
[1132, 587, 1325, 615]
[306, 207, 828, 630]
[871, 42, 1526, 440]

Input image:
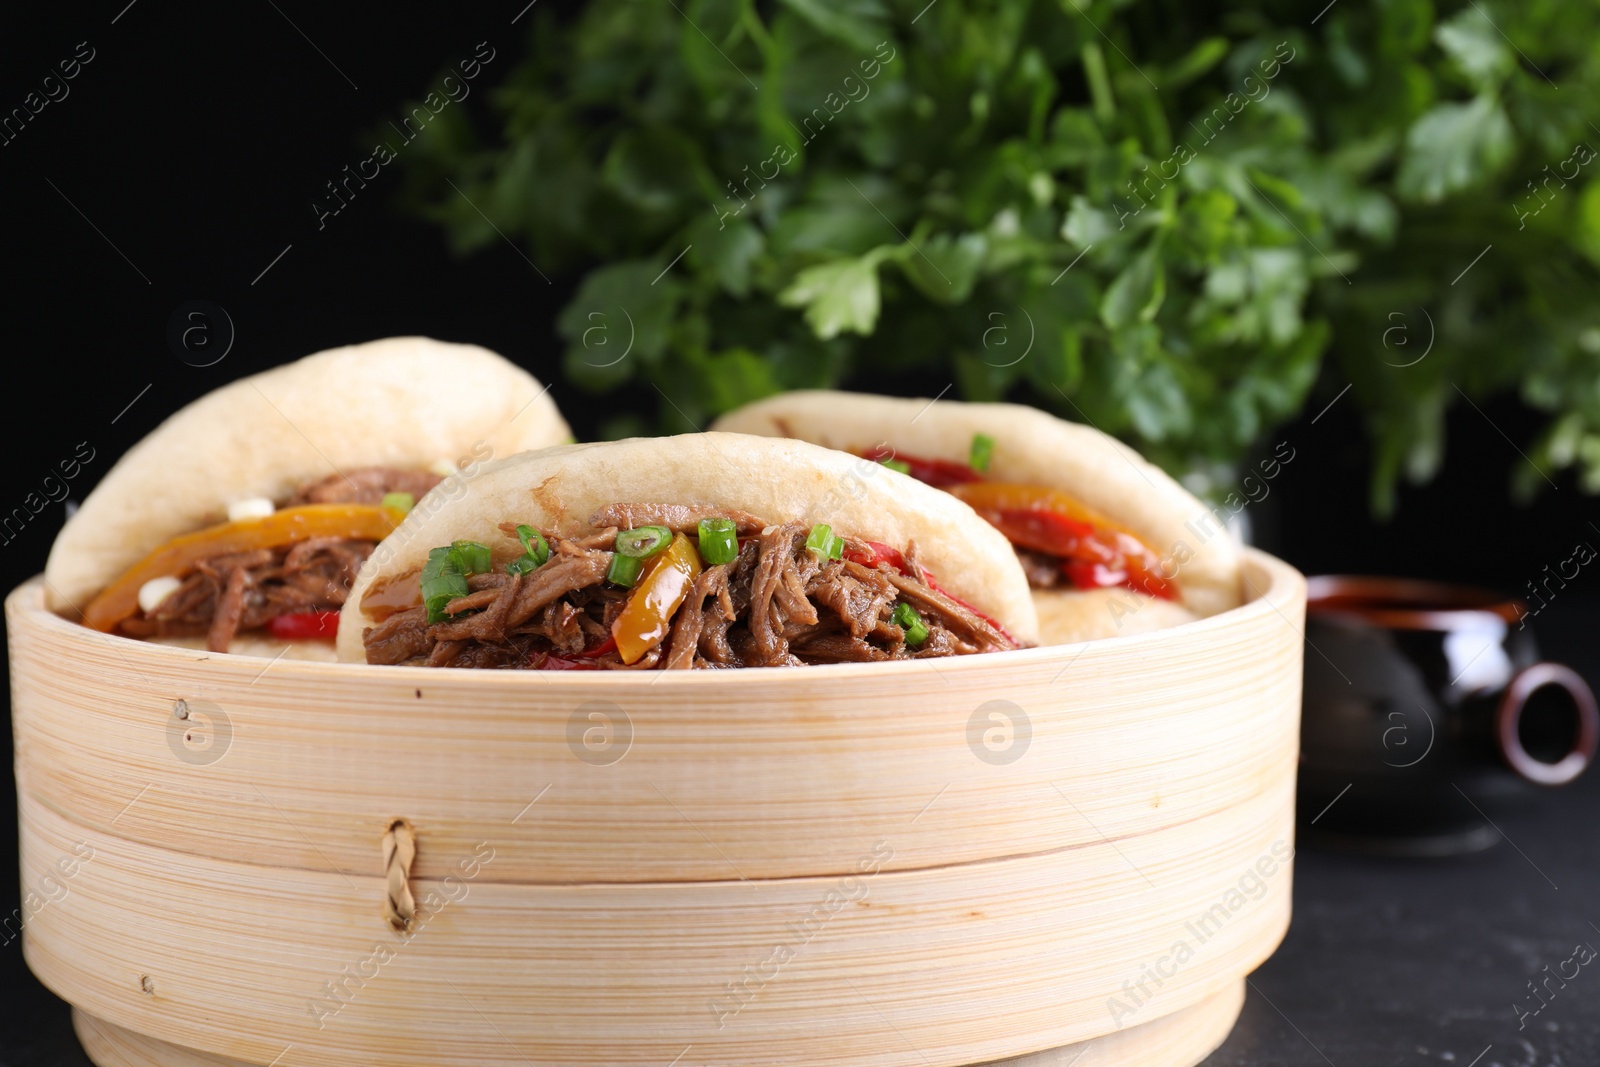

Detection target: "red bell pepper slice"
[577, 635, 618, 658]
[949, 483, 1176, 600]
[265, 610, 342, 642]
[526, 633, 617, 669]
[859, 446, 983, 489]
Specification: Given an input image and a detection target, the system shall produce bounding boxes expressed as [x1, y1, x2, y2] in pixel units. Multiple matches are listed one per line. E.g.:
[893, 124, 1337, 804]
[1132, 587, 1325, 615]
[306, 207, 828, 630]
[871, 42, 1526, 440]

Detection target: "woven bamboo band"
[382, 819, 417, 930]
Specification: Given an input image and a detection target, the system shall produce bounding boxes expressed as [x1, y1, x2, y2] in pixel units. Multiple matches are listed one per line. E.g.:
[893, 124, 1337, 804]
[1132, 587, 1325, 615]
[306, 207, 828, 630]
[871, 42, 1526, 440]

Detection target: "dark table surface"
[5, 598, 1598, 1067]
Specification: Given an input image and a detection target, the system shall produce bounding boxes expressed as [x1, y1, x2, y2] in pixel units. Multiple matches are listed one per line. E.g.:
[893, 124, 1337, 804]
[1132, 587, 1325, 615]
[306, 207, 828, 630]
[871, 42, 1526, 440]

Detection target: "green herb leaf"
[1397, 95, 1515, 204]
[775, 0, 888, 53]
[898, 232, 987, 305]
[1100, 243, 1166, 330]
[557, 261, 685, 384]
[687, 216, 767, 299]
[1433, 8, 1515, 91]
[779, 253, 888, 339]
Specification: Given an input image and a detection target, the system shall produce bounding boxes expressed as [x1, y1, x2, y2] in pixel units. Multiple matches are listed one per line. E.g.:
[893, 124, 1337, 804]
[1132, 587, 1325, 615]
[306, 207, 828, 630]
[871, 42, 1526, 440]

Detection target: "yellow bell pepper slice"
[611, 532, 703, 664]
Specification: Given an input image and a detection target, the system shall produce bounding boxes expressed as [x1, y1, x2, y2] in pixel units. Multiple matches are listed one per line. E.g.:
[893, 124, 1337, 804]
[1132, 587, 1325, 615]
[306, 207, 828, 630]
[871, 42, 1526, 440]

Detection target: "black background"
[3, 3, 1598, 1065]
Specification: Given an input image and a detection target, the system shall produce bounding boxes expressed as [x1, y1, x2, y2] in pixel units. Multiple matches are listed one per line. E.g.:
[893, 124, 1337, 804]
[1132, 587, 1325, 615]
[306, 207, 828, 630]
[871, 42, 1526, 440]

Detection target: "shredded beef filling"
[121, 539, 374, 650]
[363, 518, 1016, 670]
[121, 466, 442, 652]
[287, 467, 443, 507]
[1016, 548, 1066, 589]
[587, 503, 767, 535]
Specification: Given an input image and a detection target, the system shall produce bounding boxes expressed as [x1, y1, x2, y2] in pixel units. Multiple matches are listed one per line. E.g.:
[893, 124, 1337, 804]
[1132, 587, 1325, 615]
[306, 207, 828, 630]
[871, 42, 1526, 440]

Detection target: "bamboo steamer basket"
[9, 548, 1304, 1067]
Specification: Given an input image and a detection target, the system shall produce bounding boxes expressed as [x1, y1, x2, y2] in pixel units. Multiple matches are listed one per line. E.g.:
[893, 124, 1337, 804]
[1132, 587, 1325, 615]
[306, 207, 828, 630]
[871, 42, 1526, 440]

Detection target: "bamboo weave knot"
[382, 819, 417, 931]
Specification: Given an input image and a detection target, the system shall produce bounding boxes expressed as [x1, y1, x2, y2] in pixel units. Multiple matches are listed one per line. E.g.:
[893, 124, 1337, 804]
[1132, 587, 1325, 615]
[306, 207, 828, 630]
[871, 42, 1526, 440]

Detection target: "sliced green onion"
[422, 571, 468, 622]
[506, 524, 550, 576]
[616, 525, 673, 559]
[697, 517, 739, 565]
[421, 540, 493, 621]
[519, 524, 549, 561]
[879, 458, 911, 475]
[381, 491, 415, 513]
[806, 523, 844, 561]
[969, 433, 996, 472]
[892, 601, 930, 645]
[606, 552, 644, 588]
[450, 540, 492, 574]
[421, 546, 470, 623]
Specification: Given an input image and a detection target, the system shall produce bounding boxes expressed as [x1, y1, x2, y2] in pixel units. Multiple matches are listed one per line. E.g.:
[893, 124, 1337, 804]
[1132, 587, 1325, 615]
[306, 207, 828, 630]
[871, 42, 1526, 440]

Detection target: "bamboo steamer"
[9, 549, 1304, 1067]
[68, 984, 1250, 1067]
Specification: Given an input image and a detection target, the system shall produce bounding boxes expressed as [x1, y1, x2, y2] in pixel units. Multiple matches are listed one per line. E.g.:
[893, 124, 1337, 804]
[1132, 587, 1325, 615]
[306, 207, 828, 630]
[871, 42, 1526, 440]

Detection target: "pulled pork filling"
[119, 467, 440, 651]
[362, 513, 1015, 670]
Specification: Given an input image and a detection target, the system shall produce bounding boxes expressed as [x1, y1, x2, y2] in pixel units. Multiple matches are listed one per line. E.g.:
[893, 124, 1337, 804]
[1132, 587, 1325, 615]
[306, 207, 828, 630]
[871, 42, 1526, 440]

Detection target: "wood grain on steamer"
[75, 1011, 258, 1067]
[72, 981, 1246, 1067]
[23, 781, 1288, 1067]
[7, 552, 1303, 884]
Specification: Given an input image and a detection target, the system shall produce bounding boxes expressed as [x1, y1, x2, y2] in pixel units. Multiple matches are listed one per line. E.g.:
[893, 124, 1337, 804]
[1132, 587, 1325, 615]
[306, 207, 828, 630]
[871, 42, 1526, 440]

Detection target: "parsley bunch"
[393, 0, 1600, 511]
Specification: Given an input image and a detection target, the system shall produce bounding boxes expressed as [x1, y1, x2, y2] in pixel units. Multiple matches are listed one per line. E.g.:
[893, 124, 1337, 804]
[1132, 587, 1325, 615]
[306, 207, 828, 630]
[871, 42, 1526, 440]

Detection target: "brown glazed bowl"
[1298, 576, 1598, 855]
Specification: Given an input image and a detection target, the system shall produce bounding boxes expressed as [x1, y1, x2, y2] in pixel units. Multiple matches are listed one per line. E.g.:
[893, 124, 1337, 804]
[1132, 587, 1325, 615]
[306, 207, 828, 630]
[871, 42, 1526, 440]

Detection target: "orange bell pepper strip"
[81, 504, 405, 632]
[611, 533, 703, 664]
[948, 482, 1176, 600]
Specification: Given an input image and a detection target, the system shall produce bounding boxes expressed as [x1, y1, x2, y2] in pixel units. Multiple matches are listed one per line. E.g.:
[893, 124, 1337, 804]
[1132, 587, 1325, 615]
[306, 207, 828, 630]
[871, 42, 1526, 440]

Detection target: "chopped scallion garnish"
[450, 540, 492, 574]
[892, 601, 929, 645]
[697, 517, 739, 565]
[381, 491, 415, 514]
[606, 552, 644, 588]
[506, 524, 550, 575]
[421, 540, 493, 621]
[805, 523, 844, 561]
[879, 457, 911, 475]
[616, 525, 673, 559]
[421, 546, 470, 623]
[969, 433, 995, 472]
